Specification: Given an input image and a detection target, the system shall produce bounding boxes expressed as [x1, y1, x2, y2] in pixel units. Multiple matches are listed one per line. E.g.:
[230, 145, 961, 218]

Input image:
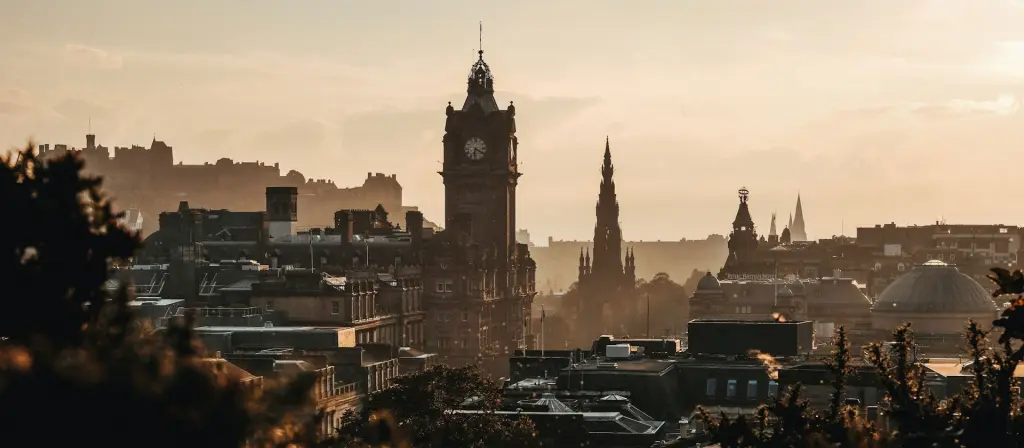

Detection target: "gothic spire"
[769, 212, 778, 237]
[792, 193, 807, 242]
[592, 136, 624, 278]
[601, 136, 613, 182]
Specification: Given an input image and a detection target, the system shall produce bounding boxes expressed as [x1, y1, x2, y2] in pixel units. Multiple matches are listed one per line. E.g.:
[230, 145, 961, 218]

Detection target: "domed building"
[871, 260, 999, 334]
[689, 272, 727, 320]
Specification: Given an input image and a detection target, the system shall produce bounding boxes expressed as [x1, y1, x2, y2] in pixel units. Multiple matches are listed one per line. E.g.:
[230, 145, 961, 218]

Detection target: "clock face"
[464, 137, 487, 160]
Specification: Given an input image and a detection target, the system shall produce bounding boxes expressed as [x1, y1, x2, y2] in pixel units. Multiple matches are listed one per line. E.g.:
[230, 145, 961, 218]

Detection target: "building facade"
[423, 49, 537, 373]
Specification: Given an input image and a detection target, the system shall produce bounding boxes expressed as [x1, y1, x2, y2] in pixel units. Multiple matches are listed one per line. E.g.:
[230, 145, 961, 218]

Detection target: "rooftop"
[574, 358, 676, 374]
[194, 326, 349, 332]
[129, 298, 184, 307]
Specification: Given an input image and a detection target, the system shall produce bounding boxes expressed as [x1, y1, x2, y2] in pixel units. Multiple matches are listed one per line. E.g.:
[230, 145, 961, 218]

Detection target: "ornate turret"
[625, 247, 636, 286]
[719, 187, 760, 278]
[462, 50, 499, 113]
[578, 248, 587, 282]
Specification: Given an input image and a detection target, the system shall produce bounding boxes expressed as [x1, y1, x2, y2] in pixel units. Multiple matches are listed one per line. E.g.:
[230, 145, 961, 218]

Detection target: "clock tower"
[426, 46, 536, 373]
[440, 49, 520, 271]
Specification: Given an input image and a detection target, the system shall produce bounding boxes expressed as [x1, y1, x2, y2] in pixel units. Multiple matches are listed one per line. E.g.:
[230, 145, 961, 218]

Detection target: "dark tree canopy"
[336, 364, 539, 448]
[0, 144, 319, 447]
[697, 266, 1024, 447]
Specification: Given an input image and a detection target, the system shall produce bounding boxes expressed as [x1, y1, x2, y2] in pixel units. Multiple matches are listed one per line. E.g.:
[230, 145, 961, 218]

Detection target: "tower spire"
[792, 193, 807, 242]
[463, 23, 497, 111]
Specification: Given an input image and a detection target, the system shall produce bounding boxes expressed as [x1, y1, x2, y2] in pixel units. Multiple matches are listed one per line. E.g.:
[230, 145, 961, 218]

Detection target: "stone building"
[423, 48, 537, 374]
[138, 187, 428, 350]
[37, 135, 410, 236]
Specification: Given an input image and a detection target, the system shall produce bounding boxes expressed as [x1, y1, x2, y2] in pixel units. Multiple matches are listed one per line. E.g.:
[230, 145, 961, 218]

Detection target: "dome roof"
[871, 260, 997, 314]
[696, 272, 722, 292]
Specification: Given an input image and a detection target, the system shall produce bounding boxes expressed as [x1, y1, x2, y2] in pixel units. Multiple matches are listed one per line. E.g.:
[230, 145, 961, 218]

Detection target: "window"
[265, 300, 274, 311]
[331, 301, 340, 315]
[727, 379, 737, 398]
[747, 380, 758, 398]
[768, 381, 779, 397]
[435, 279, 454, 293]
[462, 311, 468, 322]
[705, 379, 717, 397]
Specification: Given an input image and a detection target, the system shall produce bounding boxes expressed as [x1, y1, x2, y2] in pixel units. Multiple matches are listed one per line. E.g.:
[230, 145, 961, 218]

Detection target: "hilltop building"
[36, 136, 428, 236]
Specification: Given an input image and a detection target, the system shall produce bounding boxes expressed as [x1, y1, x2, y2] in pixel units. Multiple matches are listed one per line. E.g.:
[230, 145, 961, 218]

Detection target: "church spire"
[792, 193, 807, 242]
[769, 212, 778, 237]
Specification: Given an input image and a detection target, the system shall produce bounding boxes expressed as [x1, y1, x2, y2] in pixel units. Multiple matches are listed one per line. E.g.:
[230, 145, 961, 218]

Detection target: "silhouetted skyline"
[3, 0, 1024, 240]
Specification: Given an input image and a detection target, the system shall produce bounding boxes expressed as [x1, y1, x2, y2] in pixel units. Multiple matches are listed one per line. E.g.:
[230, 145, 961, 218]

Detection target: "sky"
[3, 0, 1024, 243]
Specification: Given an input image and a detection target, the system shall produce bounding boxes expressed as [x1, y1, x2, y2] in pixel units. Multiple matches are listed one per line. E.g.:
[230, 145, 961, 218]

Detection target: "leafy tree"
[0, 144, 319, 447]
[336, 364, 539, 447]
[634, 272, 688, 337]
[698, 326, 889, 448]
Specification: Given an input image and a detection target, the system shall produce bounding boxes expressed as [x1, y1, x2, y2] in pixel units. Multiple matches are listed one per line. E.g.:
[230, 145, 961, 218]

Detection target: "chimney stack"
[334, 210, 353, 243]
[406, 210, 424, 254]
[265, 187, 298, 240]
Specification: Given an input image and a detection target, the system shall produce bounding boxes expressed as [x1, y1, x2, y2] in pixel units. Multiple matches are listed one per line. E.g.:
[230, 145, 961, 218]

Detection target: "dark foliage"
[0, 144, 319, 447]
[335, 364, 539, 447]
[699, 265, 1024, 447]
[698, 326, 885, 447]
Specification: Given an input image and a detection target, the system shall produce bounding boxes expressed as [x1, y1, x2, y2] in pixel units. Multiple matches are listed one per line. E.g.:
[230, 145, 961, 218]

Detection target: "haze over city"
[4, 0, 1024, 241]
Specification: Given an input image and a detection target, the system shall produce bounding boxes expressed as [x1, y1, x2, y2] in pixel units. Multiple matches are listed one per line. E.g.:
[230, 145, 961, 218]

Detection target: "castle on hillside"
[36, 135, 434, 235]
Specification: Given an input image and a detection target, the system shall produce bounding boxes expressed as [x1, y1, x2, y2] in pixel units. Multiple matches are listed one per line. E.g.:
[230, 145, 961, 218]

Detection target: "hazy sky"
[3, 0, 1024, 242]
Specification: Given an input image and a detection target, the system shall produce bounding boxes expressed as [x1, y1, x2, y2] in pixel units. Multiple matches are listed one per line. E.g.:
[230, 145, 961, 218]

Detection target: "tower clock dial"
[464, 137, 487, 160]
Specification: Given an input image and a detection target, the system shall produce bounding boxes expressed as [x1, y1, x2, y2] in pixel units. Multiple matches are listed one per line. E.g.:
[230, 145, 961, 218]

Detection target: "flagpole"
[540, 305, 545, 360]
[646, 293, 651, 338]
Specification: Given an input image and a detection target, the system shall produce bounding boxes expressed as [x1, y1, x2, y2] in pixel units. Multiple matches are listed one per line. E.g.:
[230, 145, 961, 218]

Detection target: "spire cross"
[478, 21, 484, 59]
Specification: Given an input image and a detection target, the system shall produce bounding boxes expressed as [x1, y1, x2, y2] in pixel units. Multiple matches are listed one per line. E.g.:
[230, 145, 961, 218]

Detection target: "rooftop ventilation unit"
[605, 343, 631, 360]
